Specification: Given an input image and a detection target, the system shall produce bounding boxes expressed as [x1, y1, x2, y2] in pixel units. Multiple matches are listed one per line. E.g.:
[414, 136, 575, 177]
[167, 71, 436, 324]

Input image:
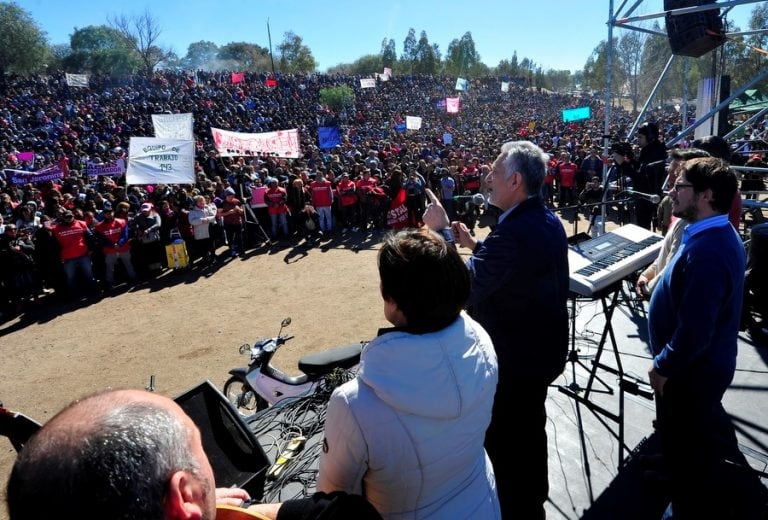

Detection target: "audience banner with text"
[405, 116, 422, 130]
[455, 78, 468, 91]
[318, 127, 341, 149]
[211, 128, 301, 158]
[86, 159, 126, 177]
[501, 81, 510, 92]
[360, 78, 376, 88]
[126, 138, 195, 185]
[152, 113, 194, 140]
[65, 73, 89, 88]
[446, 97, 460, 113]
[5, 164, 63, 185]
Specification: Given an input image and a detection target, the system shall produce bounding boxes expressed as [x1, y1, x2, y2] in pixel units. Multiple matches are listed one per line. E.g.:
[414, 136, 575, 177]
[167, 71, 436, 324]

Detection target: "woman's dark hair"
[378, 228, 470, 331]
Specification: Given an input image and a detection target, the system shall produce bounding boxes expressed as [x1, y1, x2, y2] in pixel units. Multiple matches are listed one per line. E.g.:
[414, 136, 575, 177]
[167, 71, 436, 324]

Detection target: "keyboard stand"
[558, 280, 653, 493]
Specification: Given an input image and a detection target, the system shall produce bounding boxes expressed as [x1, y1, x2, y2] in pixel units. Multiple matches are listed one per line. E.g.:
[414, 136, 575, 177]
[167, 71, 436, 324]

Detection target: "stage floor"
[244, 282, 768, 519]
[545, 284, 768, 519]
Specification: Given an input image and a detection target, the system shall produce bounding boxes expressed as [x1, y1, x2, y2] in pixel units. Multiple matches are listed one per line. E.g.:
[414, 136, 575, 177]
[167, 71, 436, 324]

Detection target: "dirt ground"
[0, 212, 596, 517]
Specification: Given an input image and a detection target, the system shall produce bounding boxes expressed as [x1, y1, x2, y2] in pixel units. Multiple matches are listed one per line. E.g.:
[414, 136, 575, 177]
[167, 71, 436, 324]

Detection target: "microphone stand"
[551, 198, 636, 239]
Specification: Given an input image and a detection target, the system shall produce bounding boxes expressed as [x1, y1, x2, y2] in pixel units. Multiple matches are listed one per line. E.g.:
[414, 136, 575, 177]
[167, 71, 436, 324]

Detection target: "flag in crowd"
[318, 126, 341, 149]
[65, 73, 89, 88]
[231, 72, 244, 84]
[152, 113, 194, 141]
[446, 97, 461, 113]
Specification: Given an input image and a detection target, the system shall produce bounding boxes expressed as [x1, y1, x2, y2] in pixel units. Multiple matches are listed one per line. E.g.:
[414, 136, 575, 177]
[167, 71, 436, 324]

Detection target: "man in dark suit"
[424, 140, 569, 519]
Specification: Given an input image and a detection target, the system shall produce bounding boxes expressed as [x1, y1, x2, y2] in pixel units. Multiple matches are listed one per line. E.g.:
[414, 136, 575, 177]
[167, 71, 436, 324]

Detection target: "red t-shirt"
[52, 220, 89, 261]
[310, 179, 333, 207]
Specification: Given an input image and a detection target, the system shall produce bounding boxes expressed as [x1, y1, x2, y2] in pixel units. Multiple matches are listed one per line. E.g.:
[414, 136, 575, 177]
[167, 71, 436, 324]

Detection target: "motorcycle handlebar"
[277, 335, 295, 344]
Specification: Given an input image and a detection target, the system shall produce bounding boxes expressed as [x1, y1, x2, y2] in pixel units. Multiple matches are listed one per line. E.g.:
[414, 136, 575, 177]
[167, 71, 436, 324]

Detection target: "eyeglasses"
[672, 182, 694, 191]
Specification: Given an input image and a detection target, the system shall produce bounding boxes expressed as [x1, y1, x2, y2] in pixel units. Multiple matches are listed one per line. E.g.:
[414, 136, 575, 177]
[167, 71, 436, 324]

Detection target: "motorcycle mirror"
[239, 344, 250, 355]
[281, 317, 292, 328]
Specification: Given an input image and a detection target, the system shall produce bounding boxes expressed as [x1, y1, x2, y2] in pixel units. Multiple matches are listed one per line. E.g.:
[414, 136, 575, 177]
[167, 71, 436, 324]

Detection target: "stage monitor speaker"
[174, 380, 269, 499]
[664, 0, 726, 58]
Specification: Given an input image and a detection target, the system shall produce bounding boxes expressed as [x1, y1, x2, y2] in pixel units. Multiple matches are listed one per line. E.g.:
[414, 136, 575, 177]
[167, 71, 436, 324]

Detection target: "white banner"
[446, 97, 460, 114]
[211, 128, 300, 158]
[65, 73, 89, 88]
[501, 81, 510, 92]
[126, 138, 195, 185]
[152, 113, 194, 140]
[455, 77, 468, 91]
[405, 116, 422, 130]
[360, 78, 376, 88]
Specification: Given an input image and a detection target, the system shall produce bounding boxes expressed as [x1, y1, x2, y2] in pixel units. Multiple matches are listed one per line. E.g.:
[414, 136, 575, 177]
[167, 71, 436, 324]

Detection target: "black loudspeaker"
[174, 381, 270, 499]
[664, 0, 726, 58]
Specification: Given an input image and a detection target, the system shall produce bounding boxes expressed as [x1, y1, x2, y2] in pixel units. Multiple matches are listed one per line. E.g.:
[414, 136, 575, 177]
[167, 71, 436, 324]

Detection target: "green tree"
[727, 5, 767, 90]
[277, 31, 316, 73]
[327, 54, 381, 75]
[413, 30, 439, 74]
[445, 32, 481, 76]
[65, 25, 140, 75]
[319, 85, 355, 113]
[402, 28, 417, 73]
[182, 40, 219, 70]
[218, 42, 271, 71]
[582, 38, 623, 102]
[0, 2, 51, 75]
[110, 10, 170, 75]
[380, 38, 396, 68]
[618, 30, 646, 113]
[543, 69, 572, 92]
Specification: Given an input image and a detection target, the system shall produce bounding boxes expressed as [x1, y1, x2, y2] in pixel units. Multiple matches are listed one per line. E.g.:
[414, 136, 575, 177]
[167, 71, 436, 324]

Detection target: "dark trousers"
[485, 381, 549, 520]
[657, 377, 767, 519]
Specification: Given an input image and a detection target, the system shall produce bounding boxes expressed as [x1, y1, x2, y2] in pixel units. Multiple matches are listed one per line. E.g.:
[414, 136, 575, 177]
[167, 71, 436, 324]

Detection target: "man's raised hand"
[422, 189, 450, 231]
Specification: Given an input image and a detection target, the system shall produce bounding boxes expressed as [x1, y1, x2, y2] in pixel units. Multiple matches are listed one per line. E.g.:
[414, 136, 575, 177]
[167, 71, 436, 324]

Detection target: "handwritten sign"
[126, 137, 195, 185]
[211, 128, 300, 158]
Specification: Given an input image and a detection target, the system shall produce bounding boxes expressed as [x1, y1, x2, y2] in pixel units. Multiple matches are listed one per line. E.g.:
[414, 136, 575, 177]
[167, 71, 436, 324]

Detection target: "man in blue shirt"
[648, 157, 764, 518]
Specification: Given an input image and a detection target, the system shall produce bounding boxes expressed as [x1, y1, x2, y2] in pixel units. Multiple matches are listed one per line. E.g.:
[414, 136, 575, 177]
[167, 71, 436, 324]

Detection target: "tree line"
[0, 1, 765, 108]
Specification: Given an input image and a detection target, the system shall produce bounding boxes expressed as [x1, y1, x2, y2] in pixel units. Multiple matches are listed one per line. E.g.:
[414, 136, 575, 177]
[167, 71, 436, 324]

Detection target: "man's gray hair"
[499, 141, 547, 196]
[8, 399, 201, 520]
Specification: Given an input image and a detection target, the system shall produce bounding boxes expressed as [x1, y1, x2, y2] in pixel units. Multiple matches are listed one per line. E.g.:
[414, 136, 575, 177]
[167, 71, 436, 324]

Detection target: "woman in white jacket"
[318, 228, 500, 519]
[188, 195, 218, 262]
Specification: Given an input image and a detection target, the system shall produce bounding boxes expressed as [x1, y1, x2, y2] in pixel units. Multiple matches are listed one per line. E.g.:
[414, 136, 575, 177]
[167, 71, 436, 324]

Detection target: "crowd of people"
[3, 66, 768, 517]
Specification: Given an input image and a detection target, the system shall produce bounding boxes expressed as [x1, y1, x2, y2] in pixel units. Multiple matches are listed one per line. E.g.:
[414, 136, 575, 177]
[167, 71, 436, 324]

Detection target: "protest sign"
[86, 159, 126, 177]
[318, 127, 341, 149]
[65, 73, 89, 87]
[211, 128, 300, 158]
[405, 116, 422, 130]
[360, 78, 376, 88]
[231, 72, 244, 84]
[443, 133, 453, 145]
[446, 97, 460, 114]
[501, 81, 510, 92]
[6, 164, 63, 185]
[126, 138, 195, 185]
[455, 78, 468, 91]
[152, 113, 194, 140]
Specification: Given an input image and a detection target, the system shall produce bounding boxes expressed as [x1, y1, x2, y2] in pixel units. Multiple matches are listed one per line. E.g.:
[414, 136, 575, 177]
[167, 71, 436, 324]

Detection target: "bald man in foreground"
[6, 389, 381, 520]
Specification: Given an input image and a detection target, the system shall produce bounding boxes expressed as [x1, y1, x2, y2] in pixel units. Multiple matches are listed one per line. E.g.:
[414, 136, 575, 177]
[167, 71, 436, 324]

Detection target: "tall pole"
[267, 19, 276, 75]
[682, 57, 689, 137]
[601, 0, 615, 236]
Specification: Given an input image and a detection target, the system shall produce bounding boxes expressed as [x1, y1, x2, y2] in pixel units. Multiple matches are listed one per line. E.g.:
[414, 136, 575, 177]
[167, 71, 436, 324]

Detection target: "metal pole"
[600, 0, 616, 236]
[724, 106, 768, 141]
[668, 67, 768, 146]
[682, 57, 689, 139]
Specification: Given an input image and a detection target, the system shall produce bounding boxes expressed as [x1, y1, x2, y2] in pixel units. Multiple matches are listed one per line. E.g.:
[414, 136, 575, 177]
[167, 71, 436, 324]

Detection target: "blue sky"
[17, 0, 755, 73]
